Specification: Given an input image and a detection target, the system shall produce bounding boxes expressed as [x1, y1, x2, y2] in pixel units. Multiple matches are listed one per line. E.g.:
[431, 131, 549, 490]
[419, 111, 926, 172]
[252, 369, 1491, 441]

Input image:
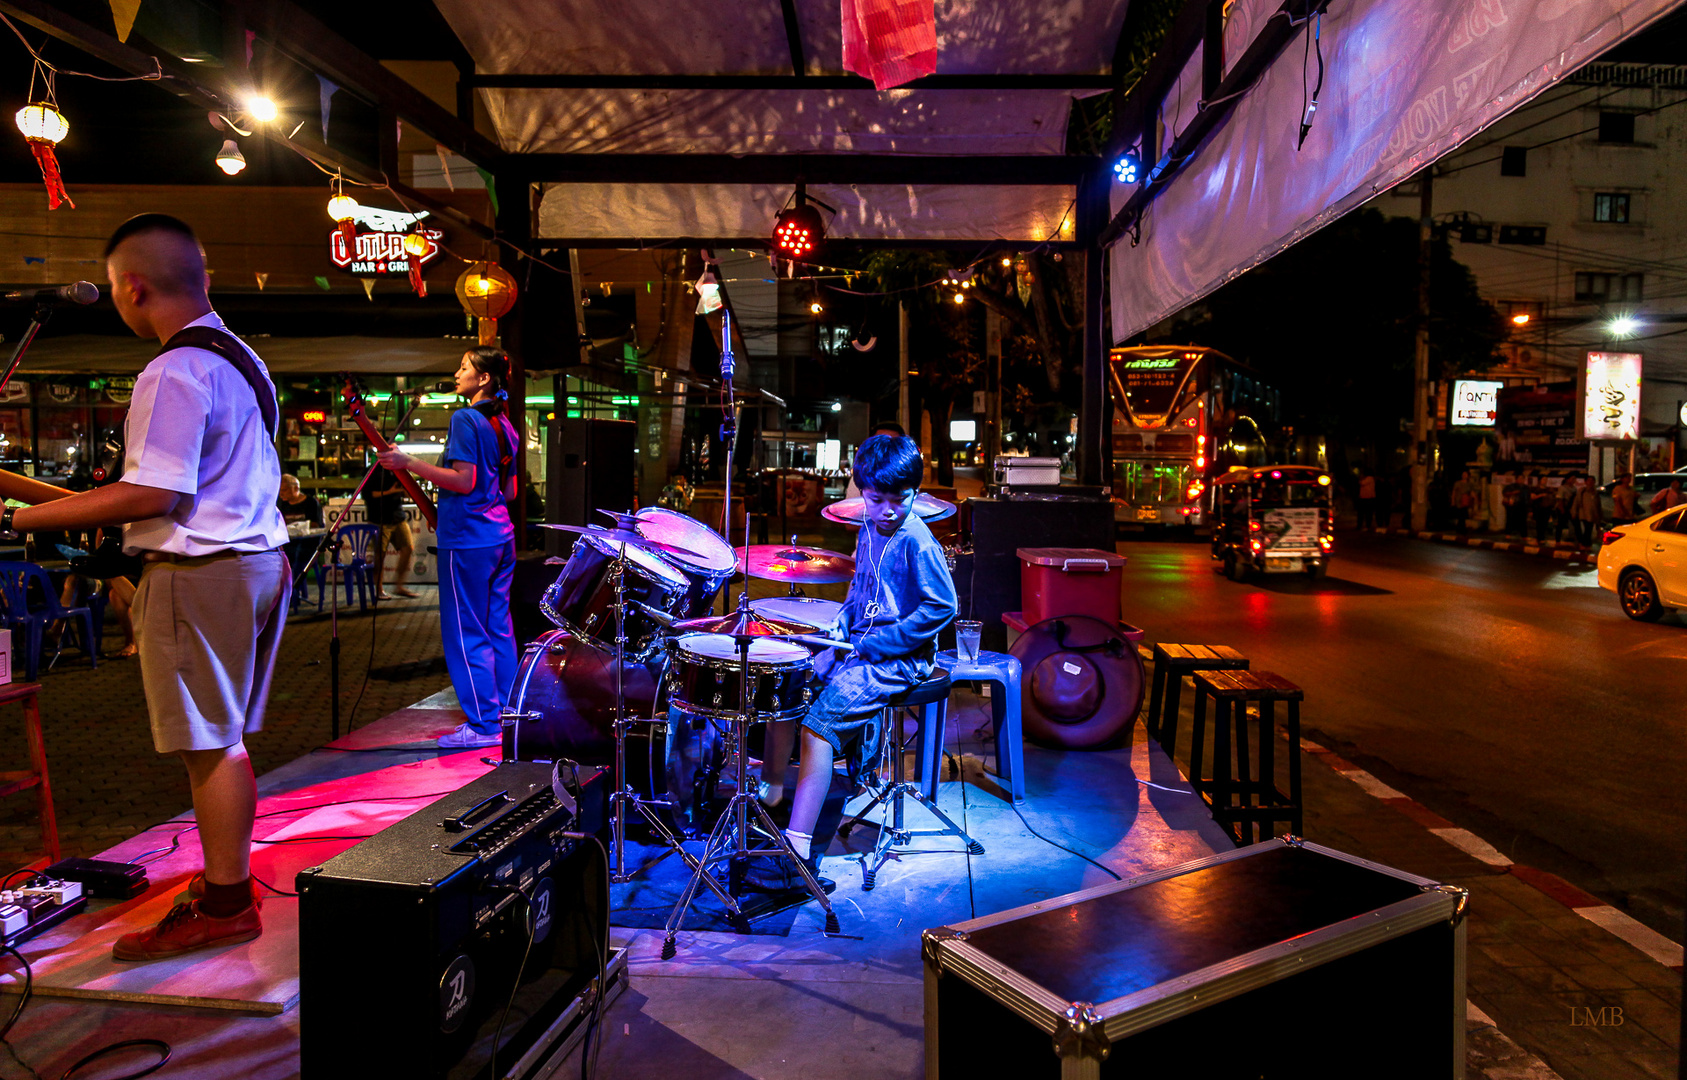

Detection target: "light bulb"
[246, 95, 279, 123]
[214, 139, 246, 175]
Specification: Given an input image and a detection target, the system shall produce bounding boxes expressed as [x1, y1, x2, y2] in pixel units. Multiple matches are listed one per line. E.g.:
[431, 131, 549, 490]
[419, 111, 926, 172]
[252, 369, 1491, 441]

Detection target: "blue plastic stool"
[923, 649, 1025, 804]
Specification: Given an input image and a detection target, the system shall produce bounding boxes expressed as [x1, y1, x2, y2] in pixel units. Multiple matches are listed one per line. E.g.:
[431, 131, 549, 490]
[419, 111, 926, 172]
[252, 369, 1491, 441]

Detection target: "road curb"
[1368, 527, 1597, 565]
[1299, 736, 1684, 971]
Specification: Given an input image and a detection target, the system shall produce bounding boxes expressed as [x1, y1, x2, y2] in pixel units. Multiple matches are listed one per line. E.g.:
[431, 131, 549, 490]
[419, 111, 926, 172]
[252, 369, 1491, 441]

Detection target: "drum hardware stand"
[838, 707, 985, 891]
[662, 315, 835, 952]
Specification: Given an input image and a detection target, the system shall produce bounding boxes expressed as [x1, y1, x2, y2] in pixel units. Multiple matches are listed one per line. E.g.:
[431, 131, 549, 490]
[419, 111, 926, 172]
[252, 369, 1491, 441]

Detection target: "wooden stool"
[1146, 644, 1249, 757]
[0, 682, 58, 864]
[1189, 670, 1303, 846]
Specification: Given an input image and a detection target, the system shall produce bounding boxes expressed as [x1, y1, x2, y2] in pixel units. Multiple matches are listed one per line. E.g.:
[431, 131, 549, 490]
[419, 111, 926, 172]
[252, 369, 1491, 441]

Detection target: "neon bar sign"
[328, 207, 443, 276]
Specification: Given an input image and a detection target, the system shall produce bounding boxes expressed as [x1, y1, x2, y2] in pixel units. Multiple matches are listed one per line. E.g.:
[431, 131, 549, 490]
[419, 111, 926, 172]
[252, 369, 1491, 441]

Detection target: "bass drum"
[504, 629, 686, 830]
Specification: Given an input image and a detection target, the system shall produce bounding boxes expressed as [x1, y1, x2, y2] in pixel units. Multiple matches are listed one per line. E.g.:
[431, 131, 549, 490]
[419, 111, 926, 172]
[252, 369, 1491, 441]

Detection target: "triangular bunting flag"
[435, 144, 455, 192]
[361, 277, 375, 301]
[314, 275, 331, 291]
[255, 272, 269, 290]
[317, 76, 338, 143]
[108, 0, 142, 43]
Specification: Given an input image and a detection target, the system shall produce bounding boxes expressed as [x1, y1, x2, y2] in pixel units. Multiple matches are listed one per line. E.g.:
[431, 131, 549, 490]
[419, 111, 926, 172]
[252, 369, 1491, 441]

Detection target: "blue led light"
[1113, 153, 1140, 185]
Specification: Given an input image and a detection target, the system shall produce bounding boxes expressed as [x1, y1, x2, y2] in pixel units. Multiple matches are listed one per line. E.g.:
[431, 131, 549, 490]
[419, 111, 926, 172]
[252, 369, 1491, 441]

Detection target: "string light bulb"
[245, 95, 279, 123]
[952, 291, 965, 304]
[214, 139, 247, 175]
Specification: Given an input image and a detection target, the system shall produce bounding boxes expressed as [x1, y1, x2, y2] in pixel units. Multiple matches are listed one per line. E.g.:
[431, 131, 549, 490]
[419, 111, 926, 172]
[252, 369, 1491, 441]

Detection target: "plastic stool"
[925, 649, 1025, 803]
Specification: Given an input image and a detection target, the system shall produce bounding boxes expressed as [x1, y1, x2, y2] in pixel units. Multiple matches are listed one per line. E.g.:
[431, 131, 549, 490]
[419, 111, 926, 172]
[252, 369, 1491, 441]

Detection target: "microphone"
[398, 381, 456, 396]
[4, 281, 99, 305]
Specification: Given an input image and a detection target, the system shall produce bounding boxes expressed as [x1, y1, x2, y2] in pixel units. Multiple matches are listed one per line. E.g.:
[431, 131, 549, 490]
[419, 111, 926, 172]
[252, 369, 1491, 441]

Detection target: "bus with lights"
[1210, 465, 1335, 579]
[1107, 345, 1280, 528]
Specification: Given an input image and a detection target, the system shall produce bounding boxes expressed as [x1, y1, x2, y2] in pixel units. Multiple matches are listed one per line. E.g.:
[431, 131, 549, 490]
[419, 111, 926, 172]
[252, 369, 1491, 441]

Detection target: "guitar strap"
[471, 400, 515, 489]
[158, 325, 279, 439]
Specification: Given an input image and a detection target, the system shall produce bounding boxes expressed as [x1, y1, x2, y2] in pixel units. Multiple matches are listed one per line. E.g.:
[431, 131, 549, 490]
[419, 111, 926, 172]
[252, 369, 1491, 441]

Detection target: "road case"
[923, 838, 1468, 1080]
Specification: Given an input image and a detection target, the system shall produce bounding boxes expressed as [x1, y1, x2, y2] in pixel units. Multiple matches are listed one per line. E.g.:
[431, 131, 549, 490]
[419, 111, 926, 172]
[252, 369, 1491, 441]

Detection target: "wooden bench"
[0, 682, 58, 865]
[1189, 670, 1304, 846]
[1146, 643, 1249, 757]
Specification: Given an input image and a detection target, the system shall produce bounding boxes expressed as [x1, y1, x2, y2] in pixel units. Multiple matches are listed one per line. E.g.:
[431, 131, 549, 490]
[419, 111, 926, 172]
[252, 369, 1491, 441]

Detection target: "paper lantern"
[326, 193, 358, 250]
[455, 262, 517, 345]
[15, 103, 73, 210]
[403, 231, 429, 297]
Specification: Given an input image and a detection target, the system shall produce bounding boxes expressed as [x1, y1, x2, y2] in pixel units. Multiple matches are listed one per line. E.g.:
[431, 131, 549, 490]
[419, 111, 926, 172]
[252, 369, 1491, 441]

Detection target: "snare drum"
[540, 532, 689, 659]
[748, 596, 845, 638]
[667, 633, 813, 722]
[635, 507, 737, 616]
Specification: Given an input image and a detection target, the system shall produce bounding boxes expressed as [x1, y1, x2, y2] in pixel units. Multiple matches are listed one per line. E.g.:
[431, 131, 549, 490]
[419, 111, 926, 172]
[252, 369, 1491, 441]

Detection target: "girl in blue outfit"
[378, 347, 519, 748]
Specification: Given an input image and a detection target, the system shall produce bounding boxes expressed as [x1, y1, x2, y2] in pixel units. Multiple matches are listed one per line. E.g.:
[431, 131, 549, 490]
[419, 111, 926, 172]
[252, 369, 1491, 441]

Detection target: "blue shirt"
[843, 512, 957, 664]
[435, 406, 515, 550]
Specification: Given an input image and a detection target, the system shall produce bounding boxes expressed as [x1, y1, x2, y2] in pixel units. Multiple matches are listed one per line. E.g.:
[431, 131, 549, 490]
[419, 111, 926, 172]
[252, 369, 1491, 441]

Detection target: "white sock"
[783, 829, 814, 861]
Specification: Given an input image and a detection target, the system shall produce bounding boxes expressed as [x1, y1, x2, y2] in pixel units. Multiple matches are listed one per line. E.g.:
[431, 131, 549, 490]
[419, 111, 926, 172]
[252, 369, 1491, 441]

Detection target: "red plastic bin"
[1016, 547, 1127, 627]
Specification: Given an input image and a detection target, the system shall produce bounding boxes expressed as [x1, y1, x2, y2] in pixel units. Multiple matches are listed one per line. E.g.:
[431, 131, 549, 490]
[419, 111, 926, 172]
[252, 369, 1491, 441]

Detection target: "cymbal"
[669, 608, 815, 639]
[735, 544, 856, 584]
[821, 493, 957, 526]
[538, 522, 704, 562]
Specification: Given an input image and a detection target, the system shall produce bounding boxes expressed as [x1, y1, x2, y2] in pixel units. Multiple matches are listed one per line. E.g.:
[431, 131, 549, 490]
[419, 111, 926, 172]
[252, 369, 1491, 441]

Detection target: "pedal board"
[0, 878, 88, 948]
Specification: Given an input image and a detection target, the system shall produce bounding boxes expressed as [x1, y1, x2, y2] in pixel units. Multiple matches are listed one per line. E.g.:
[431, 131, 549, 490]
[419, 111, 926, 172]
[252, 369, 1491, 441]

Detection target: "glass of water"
[955, 619, 983, 664]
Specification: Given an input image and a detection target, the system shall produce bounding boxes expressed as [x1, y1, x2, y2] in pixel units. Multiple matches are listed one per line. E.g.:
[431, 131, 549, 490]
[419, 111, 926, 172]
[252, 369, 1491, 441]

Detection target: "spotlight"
[1112, 151, 1141, 185]
[246, 95, 279, 122]
[1608, 315, 1640, 338]
[214, 139, 247, 175]
[772, 185, 825, 260]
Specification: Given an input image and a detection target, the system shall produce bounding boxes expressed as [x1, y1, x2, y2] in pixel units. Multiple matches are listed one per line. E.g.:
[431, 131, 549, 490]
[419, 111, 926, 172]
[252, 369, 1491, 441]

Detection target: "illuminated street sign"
[1579, 352, 1642, 441]
[1450, 379, 1503, 427]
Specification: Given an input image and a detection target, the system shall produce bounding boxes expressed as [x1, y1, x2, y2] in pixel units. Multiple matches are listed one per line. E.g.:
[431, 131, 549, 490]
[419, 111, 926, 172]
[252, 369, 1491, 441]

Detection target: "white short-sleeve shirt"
[120, 312, 290, 556]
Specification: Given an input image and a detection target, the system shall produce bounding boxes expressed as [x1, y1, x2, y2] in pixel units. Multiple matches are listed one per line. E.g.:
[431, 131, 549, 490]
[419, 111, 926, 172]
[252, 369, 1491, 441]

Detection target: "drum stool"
[1189, 669, 1304, 846]
[1146, 643, 1249, 756]
[0, 682, 58, 864]
[837, 670, 983, 890]
[922, 649, 1025, 803]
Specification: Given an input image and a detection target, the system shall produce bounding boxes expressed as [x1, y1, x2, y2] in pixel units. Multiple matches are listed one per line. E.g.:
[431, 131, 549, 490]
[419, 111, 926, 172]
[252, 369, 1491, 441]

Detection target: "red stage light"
[772, 194, 826, 260]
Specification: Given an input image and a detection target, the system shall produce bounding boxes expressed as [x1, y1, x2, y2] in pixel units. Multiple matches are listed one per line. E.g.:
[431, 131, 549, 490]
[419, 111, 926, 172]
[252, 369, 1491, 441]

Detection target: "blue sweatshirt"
[843, 511, 958, 664]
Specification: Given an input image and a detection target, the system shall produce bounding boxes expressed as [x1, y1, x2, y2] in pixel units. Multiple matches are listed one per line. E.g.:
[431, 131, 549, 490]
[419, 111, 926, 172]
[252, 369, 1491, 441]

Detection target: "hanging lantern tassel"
[477, 317, 498, 346]
[16, 104, 74, 210]
[402, 230, 429, 298]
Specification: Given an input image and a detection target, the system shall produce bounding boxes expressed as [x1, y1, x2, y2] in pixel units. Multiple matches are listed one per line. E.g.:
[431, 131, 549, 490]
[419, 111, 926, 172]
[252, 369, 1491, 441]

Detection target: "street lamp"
[1608, 315, 1640, 338]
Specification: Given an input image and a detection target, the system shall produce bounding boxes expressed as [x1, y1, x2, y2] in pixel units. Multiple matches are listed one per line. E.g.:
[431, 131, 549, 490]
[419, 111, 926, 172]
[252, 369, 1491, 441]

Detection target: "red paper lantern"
[16, 103, 73, 210]
[402, 230, 429, 297]
[327, 193, 358, 250]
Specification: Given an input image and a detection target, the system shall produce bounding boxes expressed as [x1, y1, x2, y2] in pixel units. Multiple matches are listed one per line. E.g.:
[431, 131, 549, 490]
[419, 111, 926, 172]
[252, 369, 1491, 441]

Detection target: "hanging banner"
[1578, 351, 1642, 442]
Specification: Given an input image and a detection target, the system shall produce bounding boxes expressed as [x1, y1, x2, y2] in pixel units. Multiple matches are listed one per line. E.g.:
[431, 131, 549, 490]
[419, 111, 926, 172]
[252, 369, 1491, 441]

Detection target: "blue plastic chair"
[334, 524, 381, 612]
[924, 649, 1025, 803]
[0, 563, 99, 675]
[286, 535, 330, 615]
[0, 569, 46, 681]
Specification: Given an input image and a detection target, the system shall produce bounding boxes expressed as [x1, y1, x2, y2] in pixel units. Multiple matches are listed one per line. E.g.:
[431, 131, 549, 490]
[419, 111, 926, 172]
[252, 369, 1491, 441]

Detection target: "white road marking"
[1572, 906, 1685, 968]
[1429, 827, 1514, 867]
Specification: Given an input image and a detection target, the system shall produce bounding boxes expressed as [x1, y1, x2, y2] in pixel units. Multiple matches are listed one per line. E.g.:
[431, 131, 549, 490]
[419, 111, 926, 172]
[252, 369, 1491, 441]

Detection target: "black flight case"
[923, 837, 1469, 1079]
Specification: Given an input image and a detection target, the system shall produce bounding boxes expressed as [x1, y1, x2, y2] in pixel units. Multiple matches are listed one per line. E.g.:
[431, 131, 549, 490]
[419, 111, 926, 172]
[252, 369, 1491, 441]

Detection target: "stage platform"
[0, 687, 1230, 1078]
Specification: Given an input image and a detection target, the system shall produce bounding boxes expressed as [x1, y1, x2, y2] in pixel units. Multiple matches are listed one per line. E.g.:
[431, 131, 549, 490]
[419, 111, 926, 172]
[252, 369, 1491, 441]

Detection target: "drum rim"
[747, 595, 844, 630]
[671, 631, 811, 664]
[577, 531, 692, 584]
[634, 506, 737, 571]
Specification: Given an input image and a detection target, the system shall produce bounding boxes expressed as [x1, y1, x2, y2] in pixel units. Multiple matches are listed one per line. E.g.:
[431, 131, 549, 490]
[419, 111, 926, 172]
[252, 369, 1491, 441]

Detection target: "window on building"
[1574, 272, 1644, 303]
[1500, 146, 1527, 176]
[1592, 193, 1631, 223]
[1597, 111, 1635, 144]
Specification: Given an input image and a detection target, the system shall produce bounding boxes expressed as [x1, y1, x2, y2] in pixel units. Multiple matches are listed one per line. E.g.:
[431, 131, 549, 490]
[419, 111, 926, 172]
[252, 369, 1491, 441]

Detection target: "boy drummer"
[750, 433, 957, 891]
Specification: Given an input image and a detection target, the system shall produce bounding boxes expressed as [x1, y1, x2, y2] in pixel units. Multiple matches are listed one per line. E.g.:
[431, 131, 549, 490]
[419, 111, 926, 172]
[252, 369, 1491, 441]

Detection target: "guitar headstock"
[341, 373, 370, 415]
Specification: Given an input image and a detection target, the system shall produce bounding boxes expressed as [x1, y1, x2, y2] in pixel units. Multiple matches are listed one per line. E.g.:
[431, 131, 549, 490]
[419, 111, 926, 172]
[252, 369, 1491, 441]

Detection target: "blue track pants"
[439, 542, 517, 734]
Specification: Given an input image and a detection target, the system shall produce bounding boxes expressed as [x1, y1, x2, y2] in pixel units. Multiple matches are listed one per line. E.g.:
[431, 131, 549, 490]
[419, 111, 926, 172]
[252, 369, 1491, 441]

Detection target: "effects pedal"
[0, 877, 88, 947]
[45, 857, 149, 900]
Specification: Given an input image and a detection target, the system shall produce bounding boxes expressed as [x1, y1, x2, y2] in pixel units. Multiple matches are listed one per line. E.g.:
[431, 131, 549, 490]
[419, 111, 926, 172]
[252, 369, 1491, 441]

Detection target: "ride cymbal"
[821, 493, 956, 526]
[734, 544, 856, 584]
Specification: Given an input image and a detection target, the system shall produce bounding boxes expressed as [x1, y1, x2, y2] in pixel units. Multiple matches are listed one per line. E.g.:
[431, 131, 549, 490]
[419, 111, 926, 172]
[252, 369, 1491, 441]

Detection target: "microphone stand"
[0, 300, 57, 397]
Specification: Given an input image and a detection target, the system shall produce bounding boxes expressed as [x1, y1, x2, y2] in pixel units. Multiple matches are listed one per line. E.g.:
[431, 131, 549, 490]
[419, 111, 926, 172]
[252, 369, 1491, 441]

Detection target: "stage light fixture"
[772, 185, 825, 261]
[1113, 151, 1140, 185]
[214, 139, 246, 175]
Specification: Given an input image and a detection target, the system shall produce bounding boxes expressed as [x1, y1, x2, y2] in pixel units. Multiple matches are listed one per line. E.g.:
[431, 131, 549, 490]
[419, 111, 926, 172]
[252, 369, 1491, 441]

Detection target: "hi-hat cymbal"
[735, 544, 856, 584]
[821, 493, 956, 526]
[538, 522, 703, 562]
[669, 608, 815, 639]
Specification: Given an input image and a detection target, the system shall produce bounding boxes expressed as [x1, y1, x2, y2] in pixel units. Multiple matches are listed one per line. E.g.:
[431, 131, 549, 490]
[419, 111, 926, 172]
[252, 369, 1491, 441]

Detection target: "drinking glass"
[955, 619, 983, 664]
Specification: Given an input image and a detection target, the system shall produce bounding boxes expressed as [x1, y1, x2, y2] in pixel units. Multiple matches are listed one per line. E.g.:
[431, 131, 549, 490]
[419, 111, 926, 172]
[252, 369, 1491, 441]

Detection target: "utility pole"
[985, 307, 1002, 478]
[1410, 167, 1435, 532]
[898, 302, 911, 435]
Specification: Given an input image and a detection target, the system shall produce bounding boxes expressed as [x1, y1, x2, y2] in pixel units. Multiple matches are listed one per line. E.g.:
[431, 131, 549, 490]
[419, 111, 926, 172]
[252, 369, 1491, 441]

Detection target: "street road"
[1118, 531, 1687, 939]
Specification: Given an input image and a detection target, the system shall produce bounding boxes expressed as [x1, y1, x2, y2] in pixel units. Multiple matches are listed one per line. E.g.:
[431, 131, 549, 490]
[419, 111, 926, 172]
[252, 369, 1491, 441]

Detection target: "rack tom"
[540, 532, 689, 660]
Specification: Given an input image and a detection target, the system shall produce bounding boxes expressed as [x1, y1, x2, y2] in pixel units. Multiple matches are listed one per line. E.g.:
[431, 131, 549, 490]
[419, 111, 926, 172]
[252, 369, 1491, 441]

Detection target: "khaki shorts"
[133, 550, 290, 754]
[376, 519, 414, 557]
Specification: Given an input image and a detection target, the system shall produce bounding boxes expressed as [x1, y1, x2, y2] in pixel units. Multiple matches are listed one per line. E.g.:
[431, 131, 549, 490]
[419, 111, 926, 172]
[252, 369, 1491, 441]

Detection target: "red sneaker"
[112, 900, 262, 961]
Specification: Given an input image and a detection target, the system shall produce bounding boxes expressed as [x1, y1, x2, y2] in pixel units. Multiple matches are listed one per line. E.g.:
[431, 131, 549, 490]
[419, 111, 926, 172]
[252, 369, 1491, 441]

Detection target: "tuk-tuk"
[1210, 465, 1335, 580]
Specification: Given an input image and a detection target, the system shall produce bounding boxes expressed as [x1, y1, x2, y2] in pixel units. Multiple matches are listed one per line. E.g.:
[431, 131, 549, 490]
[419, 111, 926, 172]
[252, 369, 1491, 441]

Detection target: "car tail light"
[1248, 520, 1261, 532]
[1601, 530, 1625, 546]
[1318, 535, 1333, 550]
[1250, 539, 1262, 552]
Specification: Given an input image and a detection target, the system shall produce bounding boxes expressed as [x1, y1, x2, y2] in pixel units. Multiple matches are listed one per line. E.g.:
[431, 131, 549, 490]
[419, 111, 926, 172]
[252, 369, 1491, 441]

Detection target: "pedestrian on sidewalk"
[1356, 471, 1377, 530]
[1553, 478, 1576, 543]
[1530, 481, 1556, 544]
[1648, 477, 1686, 514]
[1611, 473, 1638, 525]
[1569, 475, 1602, 549]
[1, 214, 289, 961]
[1452, 470, 1476, 533]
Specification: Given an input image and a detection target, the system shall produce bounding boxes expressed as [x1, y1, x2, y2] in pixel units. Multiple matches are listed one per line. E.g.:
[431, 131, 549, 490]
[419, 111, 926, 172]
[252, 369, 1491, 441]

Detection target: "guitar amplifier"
[298, 762, 610, 1079]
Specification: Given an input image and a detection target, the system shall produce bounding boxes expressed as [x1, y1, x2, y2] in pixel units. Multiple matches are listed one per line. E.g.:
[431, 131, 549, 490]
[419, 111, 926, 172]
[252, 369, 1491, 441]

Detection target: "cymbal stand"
[603, 539, 738, 911]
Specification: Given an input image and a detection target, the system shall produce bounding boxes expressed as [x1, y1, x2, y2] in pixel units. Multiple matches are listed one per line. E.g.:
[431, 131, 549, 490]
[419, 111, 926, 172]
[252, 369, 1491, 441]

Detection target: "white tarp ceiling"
[1111, 0, 1681, 340]
[436, 0, 1126, 156]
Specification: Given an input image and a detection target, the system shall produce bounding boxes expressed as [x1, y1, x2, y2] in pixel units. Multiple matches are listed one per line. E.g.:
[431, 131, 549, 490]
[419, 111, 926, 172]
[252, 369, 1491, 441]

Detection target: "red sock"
[200, 877, 254, 918]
